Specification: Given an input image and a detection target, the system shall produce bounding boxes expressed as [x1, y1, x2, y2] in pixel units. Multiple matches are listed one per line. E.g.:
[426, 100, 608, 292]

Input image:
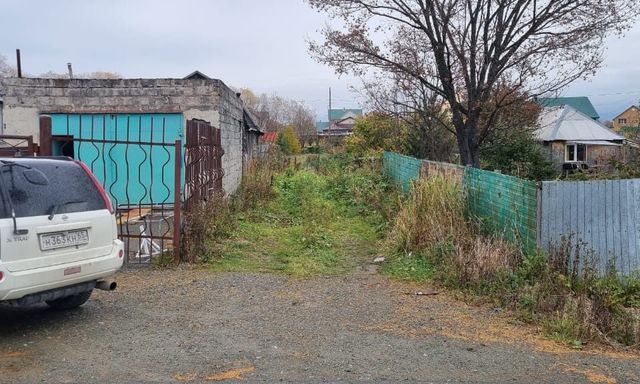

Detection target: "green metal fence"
[464, 167, 538, 253]
[383, 151, 538, 252]
[383, 151, 639, 274]
[383, 151, 423, 193]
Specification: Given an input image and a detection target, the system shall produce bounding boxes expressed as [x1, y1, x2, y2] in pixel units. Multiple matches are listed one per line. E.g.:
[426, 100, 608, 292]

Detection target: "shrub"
[480, 122, 557, 181]
[345, 111, 409, 156]
[277, 125, 302, 155]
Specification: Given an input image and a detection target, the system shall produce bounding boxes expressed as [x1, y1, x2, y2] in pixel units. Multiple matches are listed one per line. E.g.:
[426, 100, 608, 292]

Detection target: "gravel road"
[1, 266, 638, 383]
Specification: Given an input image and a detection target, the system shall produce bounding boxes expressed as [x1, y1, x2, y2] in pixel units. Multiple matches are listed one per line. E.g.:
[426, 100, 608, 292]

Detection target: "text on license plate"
[39, 230, 89, 250]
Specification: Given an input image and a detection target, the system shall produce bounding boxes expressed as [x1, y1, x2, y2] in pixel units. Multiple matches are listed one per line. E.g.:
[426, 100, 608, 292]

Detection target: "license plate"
[39, 229, 89, 251]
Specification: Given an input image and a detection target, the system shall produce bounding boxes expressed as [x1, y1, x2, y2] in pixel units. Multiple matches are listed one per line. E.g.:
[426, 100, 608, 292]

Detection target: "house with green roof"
[316, 108, 364, 136]
[536, 97, 600, 120]
[315, 121, 330, 133]
[329, 108, 363, 121]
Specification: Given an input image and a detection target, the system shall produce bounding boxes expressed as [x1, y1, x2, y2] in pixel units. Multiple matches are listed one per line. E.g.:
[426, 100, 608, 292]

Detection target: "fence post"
[536, 181, 543, 249]
[173, 140, 182, 264]
[39, 116, 52, 156]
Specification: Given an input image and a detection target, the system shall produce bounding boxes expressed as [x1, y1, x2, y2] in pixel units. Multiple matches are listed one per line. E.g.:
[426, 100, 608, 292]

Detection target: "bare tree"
[0, 55, 17, 78]
[238, 87, 317, 144]
[37, 70, 122, 79]
[308, 0, 637, 166]
[359, 71, 457, 161]
[0, 55, 121, 79]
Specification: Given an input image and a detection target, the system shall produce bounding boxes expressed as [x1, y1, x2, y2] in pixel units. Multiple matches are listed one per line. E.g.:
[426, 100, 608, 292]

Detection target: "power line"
[581, 90, 640, 98]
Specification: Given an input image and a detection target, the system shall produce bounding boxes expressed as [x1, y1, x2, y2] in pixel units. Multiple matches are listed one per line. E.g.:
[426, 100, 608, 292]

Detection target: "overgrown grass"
[199, 152, 397, 277]
[383, 176, 640, 349]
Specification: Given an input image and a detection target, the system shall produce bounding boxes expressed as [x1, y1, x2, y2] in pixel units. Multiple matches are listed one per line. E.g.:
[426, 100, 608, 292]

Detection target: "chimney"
[16, 49, 22, 78]
[67, 63, 73, 79]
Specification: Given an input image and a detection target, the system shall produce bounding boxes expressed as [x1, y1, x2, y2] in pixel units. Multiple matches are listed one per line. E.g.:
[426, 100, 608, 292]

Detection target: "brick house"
[612, 105, 640, 134]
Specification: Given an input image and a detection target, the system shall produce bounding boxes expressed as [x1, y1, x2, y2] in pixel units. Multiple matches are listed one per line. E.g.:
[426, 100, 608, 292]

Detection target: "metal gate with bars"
[184, 119, 224, 212]
[37, 115, 224, 265]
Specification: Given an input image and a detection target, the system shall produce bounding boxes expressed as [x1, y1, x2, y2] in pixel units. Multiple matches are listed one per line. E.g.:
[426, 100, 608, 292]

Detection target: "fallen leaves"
[554, 363, 617, 384]
[174, 366, 255, 382]
[206, 367, 255, 381]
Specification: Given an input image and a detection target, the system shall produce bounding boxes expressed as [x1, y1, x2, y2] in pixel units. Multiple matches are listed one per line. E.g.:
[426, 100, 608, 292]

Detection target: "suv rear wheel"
[46, 289, 93, 310]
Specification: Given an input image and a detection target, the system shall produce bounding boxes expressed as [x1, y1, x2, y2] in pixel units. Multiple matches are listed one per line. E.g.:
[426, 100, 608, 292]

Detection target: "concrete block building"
[0, 72, 263, 196]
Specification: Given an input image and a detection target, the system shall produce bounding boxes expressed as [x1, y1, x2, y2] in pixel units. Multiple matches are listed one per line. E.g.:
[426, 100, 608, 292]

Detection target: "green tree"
[277, 126, 302, 155]
[480, 93, 556, 180]
[481, 128, 556, 181]
[345, 112, 408, 156]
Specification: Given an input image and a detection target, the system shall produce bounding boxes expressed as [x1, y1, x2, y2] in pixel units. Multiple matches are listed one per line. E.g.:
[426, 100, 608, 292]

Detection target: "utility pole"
[328, 87, 332, 122]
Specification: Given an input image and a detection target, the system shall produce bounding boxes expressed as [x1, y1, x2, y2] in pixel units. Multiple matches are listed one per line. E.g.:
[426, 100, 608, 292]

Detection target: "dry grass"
[384, 176, 639, 349]
[234, 148, 285, 211]
[387, 176, 468, 253]
[455, 236, 522, 283]
[386, 176, 522, 285]
[182, 194, 233, 263]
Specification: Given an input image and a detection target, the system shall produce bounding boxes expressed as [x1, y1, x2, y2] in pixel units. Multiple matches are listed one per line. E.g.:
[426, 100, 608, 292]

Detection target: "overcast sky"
[1, 0, 638, 121]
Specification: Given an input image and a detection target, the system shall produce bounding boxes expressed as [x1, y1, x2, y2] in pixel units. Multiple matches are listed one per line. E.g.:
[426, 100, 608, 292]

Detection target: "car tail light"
[118, 249, 124, 258]
[75, 160, 114, 214]
[0, 271, 4, 282]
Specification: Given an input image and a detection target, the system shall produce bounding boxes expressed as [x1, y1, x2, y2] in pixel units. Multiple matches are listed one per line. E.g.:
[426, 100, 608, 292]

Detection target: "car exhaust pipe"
[95, 280, 117, 291]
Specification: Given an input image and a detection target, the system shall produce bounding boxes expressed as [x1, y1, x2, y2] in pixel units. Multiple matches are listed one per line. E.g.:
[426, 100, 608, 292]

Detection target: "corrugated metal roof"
[329, 109, 362, 121]
[535, 106, 624, 142]
[316, 121, 330, 132]
[571, 140, 622, 146]
[260, 131, 278, 143]
[243, 107, 265, 134]
[537, 97, 600, 120]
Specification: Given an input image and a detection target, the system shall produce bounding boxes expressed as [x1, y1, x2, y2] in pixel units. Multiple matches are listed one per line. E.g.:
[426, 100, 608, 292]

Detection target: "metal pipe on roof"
[16, 49, 22, 78]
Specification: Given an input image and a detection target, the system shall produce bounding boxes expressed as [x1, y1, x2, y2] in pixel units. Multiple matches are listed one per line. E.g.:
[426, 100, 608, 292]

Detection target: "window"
[565, 143, 587, 162]
[619, 118, 628, 125]
[0, 160, 106, 218]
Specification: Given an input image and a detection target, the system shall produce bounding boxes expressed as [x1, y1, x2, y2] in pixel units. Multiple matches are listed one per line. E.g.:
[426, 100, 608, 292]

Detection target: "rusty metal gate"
[0, 135, 38, 157]
[39, 114, 182, 265]
[184, 119, 224, 212]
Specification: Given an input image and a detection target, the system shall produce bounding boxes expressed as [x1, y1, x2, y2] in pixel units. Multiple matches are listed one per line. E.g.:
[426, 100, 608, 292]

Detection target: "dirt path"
[1, 266, 638, 383]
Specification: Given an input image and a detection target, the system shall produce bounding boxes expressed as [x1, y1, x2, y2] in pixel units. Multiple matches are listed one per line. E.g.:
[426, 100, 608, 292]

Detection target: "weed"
[182, 194, 234, 263]
[384, 174, 640, 349]
[205, 153, 391, 277]
[234, 148, 285, 211]
[152, 250, 176, 269]
[387, 176, 468, 254]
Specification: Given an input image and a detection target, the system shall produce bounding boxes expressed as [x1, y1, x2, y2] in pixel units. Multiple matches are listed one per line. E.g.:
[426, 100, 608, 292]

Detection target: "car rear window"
[0, 160, 107, 219]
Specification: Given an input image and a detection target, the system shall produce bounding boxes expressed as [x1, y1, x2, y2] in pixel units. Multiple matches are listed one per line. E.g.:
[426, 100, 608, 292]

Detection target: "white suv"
[0, 157, 124, 309]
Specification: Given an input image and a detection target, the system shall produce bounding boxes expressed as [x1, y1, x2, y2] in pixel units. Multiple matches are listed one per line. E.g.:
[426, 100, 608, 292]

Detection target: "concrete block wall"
[215, 82, 244, 194]
[0, 77, 244, 194]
